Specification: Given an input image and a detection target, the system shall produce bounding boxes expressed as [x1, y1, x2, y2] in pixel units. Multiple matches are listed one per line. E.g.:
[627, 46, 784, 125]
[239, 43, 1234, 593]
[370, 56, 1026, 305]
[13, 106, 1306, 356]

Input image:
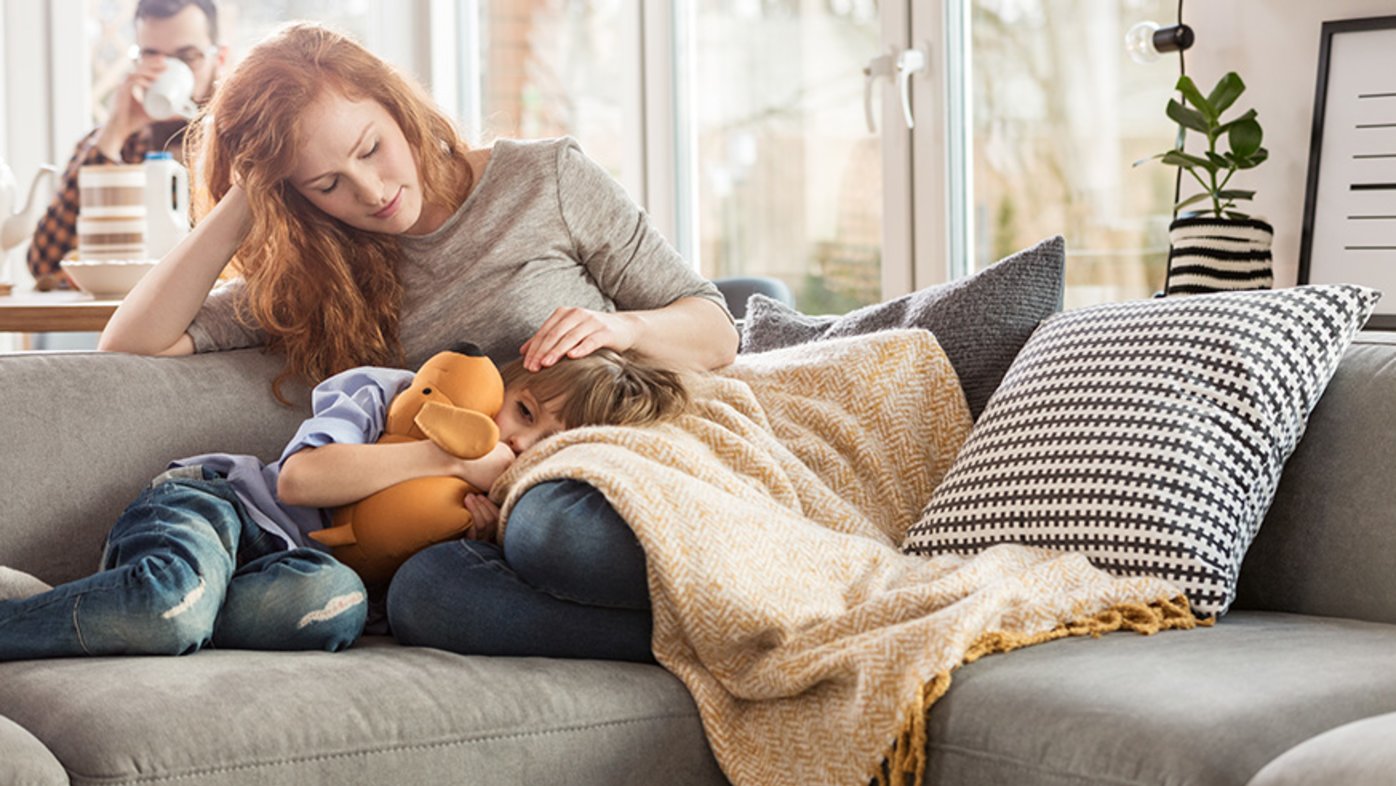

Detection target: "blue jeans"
[0, 471, 366, 661]
[387, 480, 654, 663]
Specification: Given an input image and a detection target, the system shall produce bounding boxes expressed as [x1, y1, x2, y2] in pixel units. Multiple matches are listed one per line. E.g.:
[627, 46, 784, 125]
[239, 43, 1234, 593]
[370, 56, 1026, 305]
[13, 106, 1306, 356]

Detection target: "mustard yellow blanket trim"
[871, 595, 1212, 786]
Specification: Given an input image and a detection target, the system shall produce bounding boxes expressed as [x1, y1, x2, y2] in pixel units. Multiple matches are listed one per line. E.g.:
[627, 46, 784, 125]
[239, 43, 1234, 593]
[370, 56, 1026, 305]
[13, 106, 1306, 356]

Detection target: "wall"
[1188, 0, 1396, 287]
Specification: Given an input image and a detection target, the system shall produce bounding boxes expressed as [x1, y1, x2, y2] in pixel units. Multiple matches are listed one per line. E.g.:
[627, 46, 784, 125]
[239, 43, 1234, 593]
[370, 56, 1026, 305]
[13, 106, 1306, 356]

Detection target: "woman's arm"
[98, 185, 254, 356]
[277, 440, 515, 509]
[520, 296, 738, 373]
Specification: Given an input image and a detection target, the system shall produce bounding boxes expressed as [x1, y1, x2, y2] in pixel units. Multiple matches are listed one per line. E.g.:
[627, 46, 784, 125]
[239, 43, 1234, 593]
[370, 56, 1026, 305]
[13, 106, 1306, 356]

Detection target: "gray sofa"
[3, 338, 1395, 786]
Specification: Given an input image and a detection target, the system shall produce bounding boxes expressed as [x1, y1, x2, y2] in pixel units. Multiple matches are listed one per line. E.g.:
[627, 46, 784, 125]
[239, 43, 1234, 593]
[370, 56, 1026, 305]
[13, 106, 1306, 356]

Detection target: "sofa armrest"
[0, 349, 307, 585]
[0, 714, 65, 786]
[1236, 337, 1396, 624]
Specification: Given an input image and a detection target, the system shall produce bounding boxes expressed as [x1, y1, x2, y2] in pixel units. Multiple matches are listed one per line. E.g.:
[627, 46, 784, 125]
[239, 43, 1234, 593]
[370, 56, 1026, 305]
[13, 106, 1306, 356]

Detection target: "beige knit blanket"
[494, 330, 1199, 786]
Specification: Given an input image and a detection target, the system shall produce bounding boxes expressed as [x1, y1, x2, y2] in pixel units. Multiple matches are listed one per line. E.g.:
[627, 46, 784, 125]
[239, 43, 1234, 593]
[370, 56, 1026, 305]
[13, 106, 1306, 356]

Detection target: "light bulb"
[1126, 20, 1195, 64]
[1126, 20, 1163, 63]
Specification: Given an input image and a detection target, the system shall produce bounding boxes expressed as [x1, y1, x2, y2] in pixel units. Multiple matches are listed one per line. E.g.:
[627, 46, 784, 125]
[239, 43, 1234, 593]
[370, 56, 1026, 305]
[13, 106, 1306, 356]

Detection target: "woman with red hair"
[100, 22, 736, 660]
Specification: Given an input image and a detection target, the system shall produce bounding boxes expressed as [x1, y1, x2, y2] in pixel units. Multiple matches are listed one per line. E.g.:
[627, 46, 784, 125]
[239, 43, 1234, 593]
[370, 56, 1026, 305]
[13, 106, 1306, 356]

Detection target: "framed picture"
[1299, 14, 1396, 329]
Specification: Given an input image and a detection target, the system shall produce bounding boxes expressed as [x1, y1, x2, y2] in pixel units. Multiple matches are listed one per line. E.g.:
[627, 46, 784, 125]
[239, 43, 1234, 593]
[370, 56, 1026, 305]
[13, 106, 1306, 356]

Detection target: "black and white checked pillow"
[903, 285, 1379, 616]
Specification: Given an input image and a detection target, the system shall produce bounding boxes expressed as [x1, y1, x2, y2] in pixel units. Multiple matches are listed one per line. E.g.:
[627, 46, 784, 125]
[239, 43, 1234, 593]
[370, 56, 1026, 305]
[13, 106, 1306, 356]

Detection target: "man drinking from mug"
[28, 0, 227, 290]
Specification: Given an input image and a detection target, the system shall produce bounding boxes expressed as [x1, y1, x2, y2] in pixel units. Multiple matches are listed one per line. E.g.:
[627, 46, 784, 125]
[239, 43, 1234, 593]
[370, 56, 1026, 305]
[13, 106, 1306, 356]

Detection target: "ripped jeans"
[0, 470, 365, 661]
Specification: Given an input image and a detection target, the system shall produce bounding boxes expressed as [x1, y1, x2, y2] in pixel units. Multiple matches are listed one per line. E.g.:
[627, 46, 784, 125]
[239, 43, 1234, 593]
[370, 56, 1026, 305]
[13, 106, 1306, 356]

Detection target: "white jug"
[143, 151, 190, 259]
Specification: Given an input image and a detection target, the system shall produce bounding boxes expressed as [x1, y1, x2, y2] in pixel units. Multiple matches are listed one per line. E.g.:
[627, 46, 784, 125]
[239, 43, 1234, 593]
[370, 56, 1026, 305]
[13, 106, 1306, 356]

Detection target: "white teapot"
[0, 158, 58, 253]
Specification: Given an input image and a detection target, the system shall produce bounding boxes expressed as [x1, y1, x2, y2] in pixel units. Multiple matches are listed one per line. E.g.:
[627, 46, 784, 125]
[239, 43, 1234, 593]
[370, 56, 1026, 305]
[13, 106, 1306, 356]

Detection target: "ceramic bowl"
[60, 259, 157, 299]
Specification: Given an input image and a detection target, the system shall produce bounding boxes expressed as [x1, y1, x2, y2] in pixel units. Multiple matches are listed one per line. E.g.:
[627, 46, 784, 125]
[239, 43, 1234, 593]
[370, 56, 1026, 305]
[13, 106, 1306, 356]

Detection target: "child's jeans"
[387, 479, 654, 663]
[0, 469, 366, 661]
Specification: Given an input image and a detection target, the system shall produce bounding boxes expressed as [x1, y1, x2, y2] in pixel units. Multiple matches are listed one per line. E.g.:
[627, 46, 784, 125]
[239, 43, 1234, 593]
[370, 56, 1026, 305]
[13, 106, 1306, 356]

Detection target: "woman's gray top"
[187, 136, 729, 368]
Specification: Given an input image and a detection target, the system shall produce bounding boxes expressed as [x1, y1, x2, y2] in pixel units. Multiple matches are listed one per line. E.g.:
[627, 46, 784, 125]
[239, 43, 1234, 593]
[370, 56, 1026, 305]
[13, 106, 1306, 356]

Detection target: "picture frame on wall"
[1299, 14, 1396, 329]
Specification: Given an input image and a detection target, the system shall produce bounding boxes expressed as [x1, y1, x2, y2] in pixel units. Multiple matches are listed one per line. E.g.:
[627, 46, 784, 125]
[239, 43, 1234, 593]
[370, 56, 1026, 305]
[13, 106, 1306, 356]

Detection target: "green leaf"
[1174, 192, 1215, 210]
[1216, 189, 1255, 201]
[1224, 210, 1252, 220]
[1236, 147, 1269, 169]
[1216, 108, 1258, 135]
[1174, 75, 1217, 123]
[1132, 151, 1173, 167]
[1167, 99, 1212, 135]
[1162, 150, 1214, 170]
[1207, 152, 1232, 169]
[1229, 118, 1263, 159]
[1206, 72, 1246, 116]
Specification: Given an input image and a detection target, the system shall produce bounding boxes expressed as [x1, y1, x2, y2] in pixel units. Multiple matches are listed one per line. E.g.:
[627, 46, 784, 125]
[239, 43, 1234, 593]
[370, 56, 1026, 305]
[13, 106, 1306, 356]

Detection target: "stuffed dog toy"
[308, 343, 504, 586]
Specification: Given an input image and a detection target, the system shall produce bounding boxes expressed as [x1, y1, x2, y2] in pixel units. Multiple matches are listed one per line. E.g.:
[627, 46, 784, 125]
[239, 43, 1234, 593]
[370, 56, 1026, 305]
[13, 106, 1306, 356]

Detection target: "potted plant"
[1139, 71, 1273, 295]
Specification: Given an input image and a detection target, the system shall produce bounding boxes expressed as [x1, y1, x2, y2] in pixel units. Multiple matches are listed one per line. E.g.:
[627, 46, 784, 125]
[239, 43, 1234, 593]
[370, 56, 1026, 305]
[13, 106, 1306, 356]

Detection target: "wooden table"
[0, 290, 121, 333]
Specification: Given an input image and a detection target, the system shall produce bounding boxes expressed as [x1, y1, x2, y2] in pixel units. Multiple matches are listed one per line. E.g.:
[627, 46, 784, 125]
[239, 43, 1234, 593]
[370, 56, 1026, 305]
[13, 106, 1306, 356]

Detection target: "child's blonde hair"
[498, 349, 690, 429]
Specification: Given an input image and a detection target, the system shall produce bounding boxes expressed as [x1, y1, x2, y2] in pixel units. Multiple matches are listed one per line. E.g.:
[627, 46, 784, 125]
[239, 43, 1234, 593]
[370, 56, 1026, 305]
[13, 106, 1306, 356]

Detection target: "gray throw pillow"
[740, 236, 1065, 419]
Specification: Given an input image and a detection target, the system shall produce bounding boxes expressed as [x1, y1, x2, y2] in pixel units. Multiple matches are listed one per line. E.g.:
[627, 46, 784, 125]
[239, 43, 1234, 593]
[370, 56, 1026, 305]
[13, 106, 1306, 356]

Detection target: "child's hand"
[446, 441, 516, 491]
[463, 493, 501, 542]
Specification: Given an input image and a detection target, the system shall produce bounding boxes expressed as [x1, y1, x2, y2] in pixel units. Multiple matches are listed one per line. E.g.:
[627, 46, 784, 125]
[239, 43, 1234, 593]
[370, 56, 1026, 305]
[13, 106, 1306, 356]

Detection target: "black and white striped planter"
[1164, 216, 1274, 296]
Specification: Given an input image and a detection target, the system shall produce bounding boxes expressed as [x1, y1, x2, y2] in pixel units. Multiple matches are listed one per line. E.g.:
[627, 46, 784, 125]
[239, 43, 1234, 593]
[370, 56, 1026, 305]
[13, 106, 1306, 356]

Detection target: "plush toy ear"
[415, 401, 500, 459]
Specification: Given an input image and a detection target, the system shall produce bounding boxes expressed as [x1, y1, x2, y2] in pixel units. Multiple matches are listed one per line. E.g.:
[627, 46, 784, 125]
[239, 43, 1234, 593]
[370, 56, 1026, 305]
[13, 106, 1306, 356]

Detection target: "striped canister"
[77, 214, 148, 261]
[1164, 216, 1273, 296]
[77, 163, 147, 260]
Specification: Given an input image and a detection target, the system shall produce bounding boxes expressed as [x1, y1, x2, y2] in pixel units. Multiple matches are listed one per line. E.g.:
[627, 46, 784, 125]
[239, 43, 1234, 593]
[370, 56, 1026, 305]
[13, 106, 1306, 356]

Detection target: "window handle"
[863, 50, 896, 134]
[895, 47, 927, 130]
[863, 46, 928, 133]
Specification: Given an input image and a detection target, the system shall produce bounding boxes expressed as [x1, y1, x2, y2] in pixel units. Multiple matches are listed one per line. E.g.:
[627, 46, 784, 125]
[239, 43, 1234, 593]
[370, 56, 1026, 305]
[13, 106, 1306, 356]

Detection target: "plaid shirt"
[27, 121, 187, 289]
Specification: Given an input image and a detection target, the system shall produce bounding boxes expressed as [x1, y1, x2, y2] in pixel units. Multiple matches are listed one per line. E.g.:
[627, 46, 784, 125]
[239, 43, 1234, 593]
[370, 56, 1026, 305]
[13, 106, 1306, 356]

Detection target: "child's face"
[494, 385, 566, 455]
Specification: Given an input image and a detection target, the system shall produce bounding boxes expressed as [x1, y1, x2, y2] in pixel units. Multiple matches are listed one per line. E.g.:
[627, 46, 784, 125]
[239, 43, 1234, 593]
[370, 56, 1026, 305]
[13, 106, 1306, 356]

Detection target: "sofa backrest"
[3, 339, 1394, 622]
[1, 349, 307, 585]
[1234, 336, 1396, 625]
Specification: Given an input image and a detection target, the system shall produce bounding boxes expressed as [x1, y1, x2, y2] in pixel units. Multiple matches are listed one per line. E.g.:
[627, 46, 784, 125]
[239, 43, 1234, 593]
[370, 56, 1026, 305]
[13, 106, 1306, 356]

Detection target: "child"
[0, 346, 689, 661]
[462, 348, 693, 540]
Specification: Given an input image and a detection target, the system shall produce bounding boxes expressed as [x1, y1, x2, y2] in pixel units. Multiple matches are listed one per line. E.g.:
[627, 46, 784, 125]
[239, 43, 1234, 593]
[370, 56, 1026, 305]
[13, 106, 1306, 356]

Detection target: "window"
[962, 0, 1178, 306]
[470, 0, 629, 180]
[684, 0, 887, 314]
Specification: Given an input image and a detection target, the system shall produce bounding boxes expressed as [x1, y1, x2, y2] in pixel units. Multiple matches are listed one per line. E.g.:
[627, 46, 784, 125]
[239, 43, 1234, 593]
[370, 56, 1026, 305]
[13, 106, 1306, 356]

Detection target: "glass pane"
[87, 0, 376, 128]
[689, 0, 883, 314]
[967, 0, 1178, 307]
[475, 0, 627, 178]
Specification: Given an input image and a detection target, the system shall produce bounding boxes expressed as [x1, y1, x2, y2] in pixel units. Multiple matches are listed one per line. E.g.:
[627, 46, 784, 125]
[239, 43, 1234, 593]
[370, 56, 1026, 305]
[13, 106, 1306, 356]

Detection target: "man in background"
[28, 0, 226, 289]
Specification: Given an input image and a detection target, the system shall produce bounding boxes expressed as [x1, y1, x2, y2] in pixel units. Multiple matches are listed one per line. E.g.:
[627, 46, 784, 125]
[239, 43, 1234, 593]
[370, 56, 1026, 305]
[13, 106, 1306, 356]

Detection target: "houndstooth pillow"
[903, 284, 1380, 616]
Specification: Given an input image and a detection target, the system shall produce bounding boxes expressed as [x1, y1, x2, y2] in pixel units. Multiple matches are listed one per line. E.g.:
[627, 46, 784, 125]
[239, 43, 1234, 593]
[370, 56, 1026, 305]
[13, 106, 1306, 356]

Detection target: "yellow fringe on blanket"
[871, 595, 1212, 786]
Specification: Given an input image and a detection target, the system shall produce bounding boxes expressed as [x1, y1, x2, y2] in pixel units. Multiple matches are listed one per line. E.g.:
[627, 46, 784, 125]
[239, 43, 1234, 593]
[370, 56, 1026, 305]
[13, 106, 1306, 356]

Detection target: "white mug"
[143, 59, 198, 121]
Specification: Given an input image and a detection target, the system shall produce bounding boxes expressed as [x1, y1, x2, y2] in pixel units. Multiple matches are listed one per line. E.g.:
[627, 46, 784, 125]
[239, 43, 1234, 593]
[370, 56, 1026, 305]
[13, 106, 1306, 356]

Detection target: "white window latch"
[863, 46, 928, 133]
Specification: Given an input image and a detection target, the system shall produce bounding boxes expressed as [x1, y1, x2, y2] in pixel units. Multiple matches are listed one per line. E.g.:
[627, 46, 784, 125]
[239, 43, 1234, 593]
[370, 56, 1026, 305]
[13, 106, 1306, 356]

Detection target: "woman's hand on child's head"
[462, 493, 501, 542]
[520, 306, 637, 372]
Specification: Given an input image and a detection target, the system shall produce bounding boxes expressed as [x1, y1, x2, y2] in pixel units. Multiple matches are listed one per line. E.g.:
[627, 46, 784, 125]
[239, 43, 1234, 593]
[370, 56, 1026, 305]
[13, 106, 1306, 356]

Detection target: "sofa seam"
[62, 711, 703, 785]
[928, 741, 1155, 786]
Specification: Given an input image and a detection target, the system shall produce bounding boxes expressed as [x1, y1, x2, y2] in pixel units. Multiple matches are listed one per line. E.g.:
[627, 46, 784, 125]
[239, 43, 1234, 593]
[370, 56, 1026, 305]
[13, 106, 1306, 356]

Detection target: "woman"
[100, 22, 736, 661]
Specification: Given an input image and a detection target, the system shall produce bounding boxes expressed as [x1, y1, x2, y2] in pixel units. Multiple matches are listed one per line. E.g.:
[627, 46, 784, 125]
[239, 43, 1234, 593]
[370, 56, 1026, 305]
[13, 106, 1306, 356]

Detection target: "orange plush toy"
[308, 343, 504, 586]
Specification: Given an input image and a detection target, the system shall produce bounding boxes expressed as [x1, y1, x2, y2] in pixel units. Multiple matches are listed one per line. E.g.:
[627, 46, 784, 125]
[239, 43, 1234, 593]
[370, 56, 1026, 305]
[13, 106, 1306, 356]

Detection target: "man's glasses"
[128, 44, 219, 69]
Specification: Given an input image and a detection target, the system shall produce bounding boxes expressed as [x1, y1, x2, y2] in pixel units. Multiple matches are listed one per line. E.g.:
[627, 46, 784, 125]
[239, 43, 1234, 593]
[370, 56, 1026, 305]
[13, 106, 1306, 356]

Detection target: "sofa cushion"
[0, 638, 725, 786]
[1245, 712, 1396, 786]
[1, 349, 307, 586]
[924, 611, 1396, 786]
[0, 714, 66, 786]
[740, 235, 1065, 418]
[905, 285, 1379, 616]
[1237, 337, 1396, 625]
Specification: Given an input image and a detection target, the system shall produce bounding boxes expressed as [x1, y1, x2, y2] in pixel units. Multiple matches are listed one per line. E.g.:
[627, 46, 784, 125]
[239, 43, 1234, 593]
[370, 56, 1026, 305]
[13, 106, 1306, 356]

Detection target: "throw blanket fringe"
[494, 331, 1198, 786]
[872, 595, 1209, 786]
